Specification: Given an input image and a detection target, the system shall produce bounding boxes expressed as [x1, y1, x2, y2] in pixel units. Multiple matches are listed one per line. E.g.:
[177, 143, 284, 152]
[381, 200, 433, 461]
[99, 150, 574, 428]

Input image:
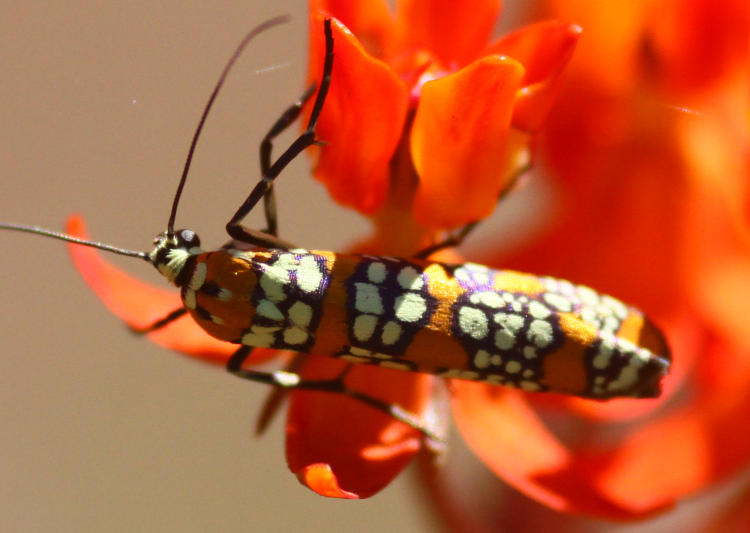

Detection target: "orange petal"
[65, 215, 243, 365]
[451, 382, 673, 519]
[486, 21, 581, 131]
[296, 463, 359, 499]
[646, 0, 750, 93]
[307, 15, 408, 214]
[286, 354, 433, 498]
[397, 0, 501, 67]
[310, 0, 396, 59]
[411, 56, 525, 228]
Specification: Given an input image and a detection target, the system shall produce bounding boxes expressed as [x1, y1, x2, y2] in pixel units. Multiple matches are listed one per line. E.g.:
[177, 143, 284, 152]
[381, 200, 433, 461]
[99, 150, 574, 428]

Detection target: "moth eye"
[177, 229, 200, 248]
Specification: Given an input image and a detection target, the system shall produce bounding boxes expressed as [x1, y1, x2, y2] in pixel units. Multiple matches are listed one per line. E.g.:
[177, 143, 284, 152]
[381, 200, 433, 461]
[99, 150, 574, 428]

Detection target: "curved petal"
[646, 0, 750, 93]
[310, 0, 396, 59]
[678, 111, 750, 354]
[451, 382, 677, 519]
[397, 0, 501, 67]
[65, 215, 260, 365]
[307, 15, 408, 214]
[489, 100, 688, 317]
[486, 21, 581, 131]
[286, 354, 433, 498]
[411, 55, 525, 228]
[296, 463, 359, 499]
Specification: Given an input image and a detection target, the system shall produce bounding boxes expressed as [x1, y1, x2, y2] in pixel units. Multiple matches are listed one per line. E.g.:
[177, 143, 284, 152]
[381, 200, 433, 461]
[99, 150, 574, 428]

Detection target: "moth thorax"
[148, 229, 203, 286]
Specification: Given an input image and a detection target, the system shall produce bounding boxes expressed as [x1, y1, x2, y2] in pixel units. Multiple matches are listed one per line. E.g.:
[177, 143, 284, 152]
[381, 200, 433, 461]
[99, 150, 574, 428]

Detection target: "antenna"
[166, 14, 291, 237]
[1, 16, 292, 262]
[0, 222, 148, 260]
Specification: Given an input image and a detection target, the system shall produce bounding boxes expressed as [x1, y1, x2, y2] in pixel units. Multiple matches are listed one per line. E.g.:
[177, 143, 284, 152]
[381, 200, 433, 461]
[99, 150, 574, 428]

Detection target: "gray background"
[0, 2, 442, 531]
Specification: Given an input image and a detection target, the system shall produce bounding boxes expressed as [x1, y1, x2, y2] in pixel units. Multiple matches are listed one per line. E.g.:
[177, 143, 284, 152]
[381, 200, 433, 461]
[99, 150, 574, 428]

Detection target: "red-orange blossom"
[64, 0, 720, 521]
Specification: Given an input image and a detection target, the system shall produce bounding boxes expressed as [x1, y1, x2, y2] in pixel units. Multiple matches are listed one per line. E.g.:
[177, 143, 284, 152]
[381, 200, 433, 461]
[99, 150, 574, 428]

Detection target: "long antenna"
[0, 223, 148, 260]
[1, 17, 290, 261]
[166, 14, 291, 237]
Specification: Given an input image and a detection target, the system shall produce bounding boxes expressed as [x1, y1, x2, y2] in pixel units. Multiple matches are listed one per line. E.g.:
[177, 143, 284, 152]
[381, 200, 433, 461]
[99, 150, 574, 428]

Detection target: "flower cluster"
[419, 0, 750, 529]
[66, 0, 750, 528]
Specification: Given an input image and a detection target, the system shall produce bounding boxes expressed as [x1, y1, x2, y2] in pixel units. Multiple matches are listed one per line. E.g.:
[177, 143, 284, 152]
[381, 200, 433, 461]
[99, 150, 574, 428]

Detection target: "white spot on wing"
[607, 365, 638, 392]
[283, 327, 308, 345]
[469, 291, 505, 308]
[543, 293, 573, 312]
[494, 312, 524, 333]
[495, 329, 515, 350]
[274, 253, 299, 270]
[592, 334, 616, 369]
[527, 319, 554, 348]
[520, 381, 541, 392]
[381, 321, 403, 345]
[603, 296, 629, 320]
[394, 293, 427, 323]
[188, 262, 207, 290]
[458, 306, 489, 339]
[259, 266, 289, 302]
[440, 369, 480, 380]
[353, 314, 377, 341]
[577, 286, 600, 306]
[288, 301, 313, 328]
[241, 325, 280, 348]
[474, 349, 491, 369]
[367, 262, 387, 283]
[257, 299, 284, 321]
[528, 300, 552, 319]
[505, 360, 522, 374]
[355, 283, 384, 314]
[296, 255, 324, 294]
[397, 266, 424, 290]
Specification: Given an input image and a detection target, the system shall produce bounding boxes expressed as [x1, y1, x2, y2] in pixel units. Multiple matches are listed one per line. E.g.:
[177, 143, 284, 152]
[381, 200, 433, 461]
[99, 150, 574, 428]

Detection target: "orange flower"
[68, 0, 662, 509]
[416, 0, 750, 528]
[306, 0, 580, 235]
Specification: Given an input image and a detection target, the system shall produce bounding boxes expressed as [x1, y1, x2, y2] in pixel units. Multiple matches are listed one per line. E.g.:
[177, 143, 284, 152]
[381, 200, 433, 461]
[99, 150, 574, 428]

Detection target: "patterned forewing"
[182, 249, 669, 398]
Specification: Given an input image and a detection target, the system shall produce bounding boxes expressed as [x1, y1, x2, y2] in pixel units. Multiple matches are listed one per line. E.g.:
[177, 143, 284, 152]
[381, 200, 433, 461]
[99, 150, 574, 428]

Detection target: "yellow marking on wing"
[492, 270, 546, 294]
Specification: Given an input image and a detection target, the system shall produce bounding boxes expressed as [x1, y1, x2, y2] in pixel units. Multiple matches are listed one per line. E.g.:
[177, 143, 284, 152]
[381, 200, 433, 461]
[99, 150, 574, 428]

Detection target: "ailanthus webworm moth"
[1, 16, 670, 440]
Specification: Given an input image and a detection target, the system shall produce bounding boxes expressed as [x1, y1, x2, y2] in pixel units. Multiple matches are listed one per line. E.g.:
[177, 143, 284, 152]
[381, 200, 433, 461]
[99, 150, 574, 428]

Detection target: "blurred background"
[4, 2, 749, 532]
[0, 1, 444, 531]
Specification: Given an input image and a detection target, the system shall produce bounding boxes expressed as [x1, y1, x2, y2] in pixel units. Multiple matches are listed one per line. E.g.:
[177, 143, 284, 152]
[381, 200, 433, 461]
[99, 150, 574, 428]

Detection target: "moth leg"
[226, 346, 444, 442]
[129, 307, 188, 334]
[220, 229, 297, 251]
[259, 84, 318, 237]
[254, 353, 308, 435]
[227, 20, 333, 246]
